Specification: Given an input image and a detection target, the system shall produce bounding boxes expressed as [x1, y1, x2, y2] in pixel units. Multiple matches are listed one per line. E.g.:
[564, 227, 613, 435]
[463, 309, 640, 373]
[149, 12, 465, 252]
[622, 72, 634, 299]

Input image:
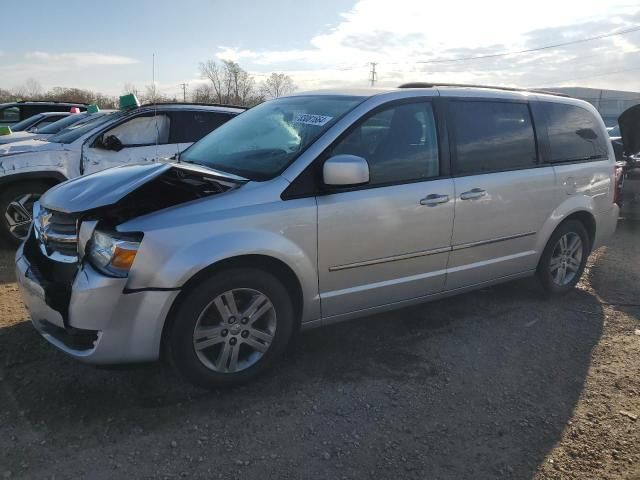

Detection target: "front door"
[316, 100, 455, 318]
[82, 112, 177, 175]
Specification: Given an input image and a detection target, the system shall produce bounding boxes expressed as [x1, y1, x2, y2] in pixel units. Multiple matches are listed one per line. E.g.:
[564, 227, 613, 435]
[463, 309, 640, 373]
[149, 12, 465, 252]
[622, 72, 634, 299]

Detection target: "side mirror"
[101, 134, 124, 152]
[323, 154, 370, 187]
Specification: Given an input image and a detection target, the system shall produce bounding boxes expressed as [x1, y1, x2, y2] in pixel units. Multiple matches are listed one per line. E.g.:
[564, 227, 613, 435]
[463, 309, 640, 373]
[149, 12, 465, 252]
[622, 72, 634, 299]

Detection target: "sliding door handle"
[460, 188, 486, 200]
[420, 194, 450, 206]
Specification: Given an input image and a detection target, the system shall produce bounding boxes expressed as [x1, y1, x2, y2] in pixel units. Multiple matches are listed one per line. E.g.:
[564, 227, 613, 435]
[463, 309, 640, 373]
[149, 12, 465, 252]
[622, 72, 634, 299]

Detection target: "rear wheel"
[0, 181, 49, 246]
[537, 220, 591, 294]
[168, 268, 295, 388]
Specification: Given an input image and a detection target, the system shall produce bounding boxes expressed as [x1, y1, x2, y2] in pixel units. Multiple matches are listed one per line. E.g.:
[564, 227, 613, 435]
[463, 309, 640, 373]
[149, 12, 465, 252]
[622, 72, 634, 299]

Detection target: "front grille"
[33, 203, 79, 262]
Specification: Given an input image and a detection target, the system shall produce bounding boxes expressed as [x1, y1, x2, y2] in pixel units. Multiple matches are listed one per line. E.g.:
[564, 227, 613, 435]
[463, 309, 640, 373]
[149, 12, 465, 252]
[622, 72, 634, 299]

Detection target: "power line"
[530, 65, 640, 86]
[407, 25, 640, 65]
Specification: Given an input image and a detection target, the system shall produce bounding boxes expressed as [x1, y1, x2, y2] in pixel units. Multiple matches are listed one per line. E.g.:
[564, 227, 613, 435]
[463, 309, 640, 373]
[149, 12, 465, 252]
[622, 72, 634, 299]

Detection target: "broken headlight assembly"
[87, 230, 143, 278]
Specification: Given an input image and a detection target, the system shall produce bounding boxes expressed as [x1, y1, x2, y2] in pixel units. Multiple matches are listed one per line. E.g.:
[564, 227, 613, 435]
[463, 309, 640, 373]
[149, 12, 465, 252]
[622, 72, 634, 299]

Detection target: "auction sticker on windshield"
[293, 113, 333, 126]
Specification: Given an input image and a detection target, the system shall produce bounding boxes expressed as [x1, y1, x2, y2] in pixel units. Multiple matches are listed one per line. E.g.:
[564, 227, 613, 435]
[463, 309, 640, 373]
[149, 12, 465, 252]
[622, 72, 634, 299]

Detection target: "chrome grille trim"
[33, 202, 79, 263]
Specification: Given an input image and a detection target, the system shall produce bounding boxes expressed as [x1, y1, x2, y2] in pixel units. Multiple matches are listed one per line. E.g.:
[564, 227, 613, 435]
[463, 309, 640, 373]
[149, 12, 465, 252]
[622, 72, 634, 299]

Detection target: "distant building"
[543, 87, 640, 127]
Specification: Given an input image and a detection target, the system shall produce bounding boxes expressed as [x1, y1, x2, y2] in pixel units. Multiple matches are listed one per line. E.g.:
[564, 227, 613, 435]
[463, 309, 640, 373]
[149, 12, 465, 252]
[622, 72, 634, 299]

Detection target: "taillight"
[613, 165, 622, 206]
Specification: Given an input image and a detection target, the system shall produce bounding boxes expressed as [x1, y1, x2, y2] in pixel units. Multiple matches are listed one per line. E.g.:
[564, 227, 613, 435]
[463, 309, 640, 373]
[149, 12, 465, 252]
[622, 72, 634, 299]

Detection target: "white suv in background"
[0, 103, 245, 243]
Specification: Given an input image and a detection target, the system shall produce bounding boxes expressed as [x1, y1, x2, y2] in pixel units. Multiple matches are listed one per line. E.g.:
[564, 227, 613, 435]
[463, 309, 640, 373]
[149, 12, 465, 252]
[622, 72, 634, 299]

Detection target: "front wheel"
[537, 220, 591, 295]
[0, 181, 49, 246]
[167, 268, 295, 388]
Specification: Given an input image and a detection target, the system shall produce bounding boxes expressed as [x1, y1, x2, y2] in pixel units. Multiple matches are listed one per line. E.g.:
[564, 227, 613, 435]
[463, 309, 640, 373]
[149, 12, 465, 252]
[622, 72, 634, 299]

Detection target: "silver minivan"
[15, 85, 620, 387]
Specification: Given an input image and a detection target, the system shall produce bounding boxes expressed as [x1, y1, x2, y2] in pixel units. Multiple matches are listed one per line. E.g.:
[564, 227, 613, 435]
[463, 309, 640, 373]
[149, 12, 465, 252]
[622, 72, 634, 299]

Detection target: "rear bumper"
[593, 203, 620, 250]
[15, 244, 179, 365]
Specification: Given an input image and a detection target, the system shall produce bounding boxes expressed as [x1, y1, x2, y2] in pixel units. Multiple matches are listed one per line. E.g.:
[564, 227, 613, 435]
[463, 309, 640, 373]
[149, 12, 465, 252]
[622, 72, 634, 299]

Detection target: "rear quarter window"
[539, 102, 609, 163]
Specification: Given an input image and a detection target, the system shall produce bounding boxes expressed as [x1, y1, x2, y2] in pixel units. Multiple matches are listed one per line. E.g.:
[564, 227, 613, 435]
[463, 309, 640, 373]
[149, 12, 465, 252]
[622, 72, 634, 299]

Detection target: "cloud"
[24, 51, 139, 67]
[209, 0, 640, 91]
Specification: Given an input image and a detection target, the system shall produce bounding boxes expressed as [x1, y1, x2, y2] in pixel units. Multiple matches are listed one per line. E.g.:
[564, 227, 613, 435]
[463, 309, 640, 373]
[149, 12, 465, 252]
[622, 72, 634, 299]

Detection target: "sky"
[1, 0, 640, 97]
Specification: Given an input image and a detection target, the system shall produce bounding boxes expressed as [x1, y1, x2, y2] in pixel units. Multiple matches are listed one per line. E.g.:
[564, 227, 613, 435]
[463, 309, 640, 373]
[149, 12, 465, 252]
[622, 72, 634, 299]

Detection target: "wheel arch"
[536, 193, 599, 256]
[160, 254, 305, 358]
[562, 210, 596, 247]
[0, 171, 68, 189]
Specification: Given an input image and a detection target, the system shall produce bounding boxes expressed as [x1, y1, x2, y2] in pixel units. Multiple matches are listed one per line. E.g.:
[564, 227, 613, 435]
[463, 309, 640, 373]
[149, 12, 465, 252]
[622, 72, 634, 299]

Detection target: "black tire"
[0, 181, 50, 246]
[167, 268, 295, 388]
[537, 220, 591, 295]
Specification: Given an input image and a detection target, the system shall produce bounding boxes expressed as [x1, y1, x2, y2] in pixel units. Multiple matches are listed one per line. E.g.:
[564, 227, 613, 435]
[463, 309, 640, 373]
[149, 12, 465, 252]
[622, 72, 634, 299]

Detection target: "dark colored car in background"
[0, 101, 86, 127]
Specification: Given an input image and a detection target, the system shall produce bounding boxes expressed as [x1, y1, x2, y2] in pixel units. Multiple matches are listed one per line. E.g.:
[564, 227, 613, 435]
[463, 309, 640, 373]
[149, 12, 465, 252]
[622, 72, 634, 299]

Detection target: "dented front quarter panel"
[118, 177, 321, 324]
[0, 143, 81, 179]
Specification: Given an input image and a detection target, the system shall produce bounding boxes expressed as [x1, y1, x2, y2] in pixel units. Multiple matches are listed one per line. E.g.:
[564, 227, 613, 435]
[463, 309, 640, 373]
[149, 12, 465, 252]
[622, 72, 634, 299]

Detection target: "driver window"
[330, 102, 439, 185]
[103, 114, 170, 146]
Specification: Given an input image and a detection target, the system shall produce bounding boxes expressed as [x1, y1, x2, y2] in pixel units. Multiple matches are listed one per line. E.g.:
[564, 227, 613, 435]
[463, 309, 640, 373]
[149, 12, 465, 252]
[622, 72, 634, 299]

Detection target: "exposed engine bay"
[22, 163, 244, 325]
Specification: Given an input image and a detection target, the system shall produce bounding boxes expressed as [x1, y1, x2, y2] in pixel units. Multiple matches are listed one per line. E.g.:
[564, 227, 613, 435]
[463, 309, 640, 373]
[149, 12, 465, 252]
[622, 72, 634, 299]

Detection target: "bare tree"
[0, 89, 13, 103]
[191, 84, 215, 103]
[13, 78, 43, 99]
[200, 60, 225, 103]
[261, 73, 296, 99]
[141, 83, 171, 104]
[43, 87, 118, 108]
[199, 59, 260, 106]
[122, 82, 140, 98]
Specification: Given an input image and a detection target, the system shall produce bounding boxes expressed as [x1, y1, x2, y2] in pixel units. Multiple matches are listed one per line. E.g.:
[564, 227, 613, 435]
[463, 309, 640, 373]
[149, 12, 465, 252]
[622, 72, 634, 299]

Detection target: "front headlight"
[88, 230, 142, 277]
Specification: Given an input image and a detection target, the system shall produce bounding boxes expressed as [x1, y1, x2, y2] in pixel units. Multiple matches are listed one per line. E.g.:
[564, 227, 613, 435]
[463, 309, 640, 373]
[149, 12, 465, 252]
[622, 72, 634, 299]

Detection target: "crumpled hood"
[618, 104, 640, 155]
[0, 138, 62, 156]
[40, 162, 245, 214]
[41, 163, 173, 213]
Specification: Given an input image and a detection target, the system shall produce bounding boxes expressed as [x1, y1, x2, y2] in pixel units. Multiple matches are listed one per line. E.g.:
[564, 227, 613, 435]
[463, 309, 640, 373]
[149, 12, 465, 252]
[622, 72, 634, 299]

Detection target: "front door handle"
[460, 188, 486, 200]
[420, 194, 450, 206]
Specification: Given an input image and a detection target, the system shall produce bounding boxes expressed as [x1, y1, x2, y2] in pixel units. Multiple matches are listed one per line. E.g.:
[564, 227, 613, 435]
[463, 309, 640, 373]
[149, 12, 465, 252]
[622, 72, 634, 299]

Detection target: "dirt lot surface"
[1, 175, 639, 480]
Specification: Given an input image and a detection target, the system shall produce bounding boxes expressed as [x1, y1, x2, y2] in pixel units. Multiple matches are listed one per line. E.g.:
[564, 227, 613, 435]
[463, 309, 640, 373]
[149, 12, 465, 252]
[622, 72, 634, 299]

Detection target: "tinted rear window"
[541, 102, 609, 162]
[450, 101, 537, 175]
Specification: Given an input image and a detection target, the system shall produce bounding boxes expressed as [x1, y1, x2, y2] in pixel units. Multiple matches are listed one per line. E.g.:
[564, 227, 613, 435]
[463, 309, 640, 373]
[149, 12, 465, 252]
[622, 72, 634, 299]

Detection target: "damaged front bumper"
[15, 239, 180, 365]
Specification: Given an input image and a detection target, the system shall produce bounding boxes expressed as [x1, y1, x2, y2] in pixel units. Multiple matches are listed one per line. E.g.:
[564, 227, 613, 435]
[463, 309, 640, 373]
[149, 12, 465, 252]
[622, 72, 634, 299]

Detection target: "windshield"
[608, 125, 620, 137]
[37, 112, 92, 134]
[48, 110, 124, 144]
[10, 114, 44, 132]
[180, 95, 365, 180]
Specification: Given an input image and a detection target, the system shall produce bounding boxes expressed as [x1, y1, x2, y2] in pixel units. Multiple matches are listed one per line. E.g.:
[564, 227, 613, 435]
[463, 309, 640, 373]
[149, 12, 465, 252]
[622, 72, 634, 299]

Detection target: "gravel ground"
[0, 174, 638, 480]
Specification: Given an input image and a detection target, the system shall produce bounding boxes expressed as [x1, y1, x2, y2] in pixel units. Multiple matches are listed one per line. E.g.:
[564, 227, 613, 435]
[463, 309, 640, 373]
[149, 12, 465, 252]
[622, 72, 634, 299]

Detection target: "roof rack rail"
[139, 102, 249, 110]
[397, 82, 570, 98]
[16, 100, 89, 104]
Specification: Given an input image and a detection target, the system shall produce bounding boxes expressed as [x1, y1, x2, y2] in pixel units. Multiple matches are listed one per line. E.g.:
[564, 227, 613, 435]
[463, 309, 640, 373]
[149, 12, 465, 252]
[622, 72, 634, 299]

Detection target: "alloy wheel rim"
[4, 193, 39, 240]
[550, 232, 583, 286]
[193, 288, 277, 373]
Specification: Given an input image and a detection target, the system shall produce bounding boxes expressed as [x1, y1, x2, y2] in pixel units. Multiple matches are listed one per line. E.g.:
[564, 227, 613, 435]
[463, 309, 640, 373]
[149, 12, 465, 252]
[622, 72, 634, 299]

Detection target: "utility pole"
[180, 83, 188, 102]
[369, 62, 378, 87]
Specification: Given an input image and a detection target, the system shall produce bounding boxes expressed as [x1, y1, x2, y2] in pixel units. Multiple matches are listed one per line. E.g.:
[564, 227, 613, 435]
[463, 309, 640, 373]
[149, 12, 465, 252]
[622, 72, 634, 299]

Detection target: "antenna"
[153, 53, 159, 161]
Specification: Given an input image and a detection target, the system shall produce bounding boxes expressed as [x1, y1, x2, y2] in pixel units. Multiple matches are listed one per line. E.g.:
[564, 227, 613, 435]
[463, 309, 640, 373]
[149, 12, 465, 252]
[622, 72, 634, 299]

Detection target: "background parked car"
[0, 110, 111, 145]
[0, 101, 86, 127]
[0, 99, 245, 243]
[0, 111, 74, 135]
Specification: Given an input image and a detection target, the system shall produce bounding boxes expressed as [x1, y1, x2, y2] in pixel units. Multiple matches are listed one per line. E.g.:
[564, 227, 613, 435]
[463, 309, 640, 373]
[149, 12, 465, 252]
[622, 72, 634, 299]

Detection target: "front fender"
[0, 150, 78, 180]
[124, 194, 320, 323]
